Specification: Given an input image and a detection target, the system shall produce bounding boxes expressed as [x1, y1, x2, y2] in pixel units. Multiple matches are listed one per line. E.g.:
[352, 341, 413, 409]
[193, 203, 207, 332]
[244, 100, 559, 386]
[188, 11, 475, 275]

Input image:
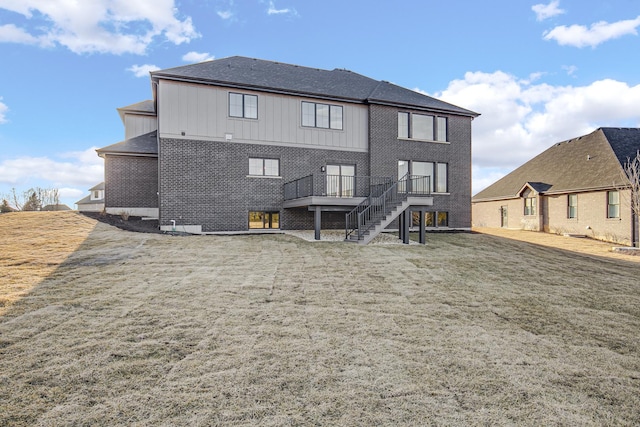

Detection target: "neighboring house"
[75, 182, 106, 212]
[473, 127, 640, 246]
[98, 56, 478, 243]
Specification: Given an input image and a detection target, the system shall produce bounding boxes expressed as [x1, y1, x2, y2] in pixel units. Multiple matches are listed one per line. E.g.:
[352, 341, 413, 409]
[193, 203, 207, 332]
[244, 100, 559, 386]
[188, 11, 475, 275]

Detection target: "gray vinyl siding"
[157, 80, 368, 152]
[124, 114, 157, 140]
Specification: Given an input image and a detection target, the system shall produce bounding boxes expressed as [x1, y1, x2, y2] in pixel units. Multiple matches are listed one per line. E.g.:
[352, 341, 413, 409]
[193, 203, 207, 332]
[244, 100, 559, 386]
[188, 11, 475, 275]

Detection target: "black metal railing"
[345, 175, 431, 240]
[284, 174, 393, 201]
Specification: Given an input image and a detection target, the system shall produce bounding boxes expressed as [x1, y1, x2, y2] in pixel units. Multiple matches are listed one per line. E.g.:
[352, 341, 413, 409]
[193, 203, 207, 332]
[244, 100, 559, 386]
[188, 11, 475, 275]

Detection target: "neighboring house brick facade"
[98, 56, 478, 240]
[473, 127, 640, 246]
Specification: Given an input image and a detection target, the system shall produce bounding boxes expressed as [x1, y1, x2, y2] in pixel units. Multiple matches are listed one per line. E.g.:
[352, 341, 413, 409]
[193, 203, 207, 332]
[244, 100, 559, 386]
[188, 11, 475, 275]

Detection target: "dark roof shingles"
[473, 128, 639, 201]
[97, 131, 158, 156]
[151, 56, 478, 116]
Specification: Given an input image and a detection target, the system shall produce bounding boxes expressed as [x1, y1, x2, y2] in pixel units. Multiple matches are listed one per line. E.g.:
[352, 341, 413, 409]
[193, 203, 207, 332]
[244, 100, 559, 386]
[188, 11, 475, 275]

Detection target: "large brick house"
[98, 56, 478, 243]
[472, 127, 640, 246]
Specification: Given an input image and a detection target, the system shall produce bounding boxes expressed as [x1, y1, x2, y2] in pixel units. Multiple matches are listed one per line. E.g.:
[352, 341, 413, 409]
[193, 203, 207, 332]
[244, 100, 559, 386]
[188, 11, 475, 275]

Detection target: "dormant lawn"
[1, 212, 639, 426]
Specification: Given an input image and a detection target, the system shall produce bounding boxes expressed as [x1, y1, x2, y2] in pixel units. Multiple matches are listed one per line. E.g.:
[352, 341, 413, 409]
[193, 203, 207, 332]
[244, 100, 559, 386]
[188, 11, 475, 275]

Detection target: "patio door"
[326, 164, 355, 197]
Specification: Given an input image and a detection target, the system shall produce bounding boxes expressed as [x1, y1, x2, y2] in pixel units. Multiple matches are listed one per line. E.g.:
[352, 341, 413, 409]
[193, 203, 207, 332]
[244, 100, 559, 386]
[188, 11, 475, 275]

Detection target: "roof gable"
[151, 56, 478, 117]
[473, 128, 639, 201]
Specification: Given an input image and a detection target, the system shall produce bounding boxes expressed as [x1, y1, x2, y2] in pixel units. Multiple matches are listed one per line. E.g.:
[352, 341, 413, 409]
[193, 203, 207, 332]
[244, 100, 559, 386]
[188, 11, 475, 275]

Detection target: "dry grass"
[1, 213, 640, 426]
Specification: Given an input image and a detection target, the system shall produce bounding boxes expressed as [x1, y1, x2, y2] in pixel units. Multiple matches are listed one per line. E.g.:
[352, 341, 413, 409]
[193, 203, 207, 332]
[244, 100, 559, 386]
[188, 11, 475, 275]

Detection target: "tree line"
[1, 187, 61, 212]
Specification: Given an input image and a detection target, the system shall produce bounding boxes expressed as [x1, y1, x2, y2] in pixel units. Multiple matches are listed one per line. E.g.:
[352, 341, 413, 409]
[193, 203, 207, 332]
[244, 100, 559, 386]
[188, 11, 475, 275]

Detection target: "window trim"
[301, 101, 343, 130]
[229, 92, 258, 119]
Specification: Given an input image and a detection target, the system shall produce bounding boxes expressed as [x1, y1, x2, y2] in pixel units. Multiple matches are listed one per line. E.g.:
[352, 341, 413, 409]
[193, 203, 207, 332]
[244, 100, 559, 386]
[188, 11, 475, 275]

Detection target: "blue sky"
[1, 0, 639, 208]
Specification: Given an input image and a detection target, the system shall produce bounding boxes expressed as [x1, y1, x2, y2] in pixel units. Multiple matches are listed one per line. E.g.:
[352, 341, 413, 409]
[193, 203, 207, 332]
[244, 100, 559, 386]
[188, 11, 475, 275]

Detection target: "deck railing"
[283, 174, 393, 201]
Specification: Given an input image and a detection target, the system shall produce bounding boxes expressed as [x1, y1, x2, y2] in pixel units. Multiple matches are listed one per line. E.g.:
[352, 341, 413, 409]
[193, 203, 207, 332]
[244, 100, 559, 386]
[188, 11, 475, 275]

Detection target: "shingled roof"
[473, 128, 640, 202]
[151, 56, 478, 117]
[96, 131, 158, 157]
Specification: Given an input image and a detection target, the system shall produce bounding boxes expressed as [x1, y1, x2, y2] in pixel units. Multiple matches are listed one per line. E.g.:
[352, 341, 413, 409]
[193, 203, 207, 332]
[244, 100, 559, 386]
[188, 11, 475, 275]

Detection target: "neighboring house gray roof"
[89, 182, 105, 191]
[473, 127, 640, 202]
[151, 56, 479, 117]
[97, 131, 158, 157]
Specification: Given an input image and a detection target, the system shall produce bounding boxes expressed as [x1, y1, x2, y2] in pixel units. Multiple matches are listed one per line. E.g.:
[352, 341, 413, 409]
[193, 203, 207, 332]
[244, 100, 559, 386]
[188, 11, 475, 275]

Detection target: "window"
[398, 160, 447, 193]
[326, 164, 355, 197]
[607, 191, 620, 218]
[302, 102, 343, 129]
[249, 158, 279, 176]
[411, 211, 446, 227]
[568, 194, 578, 218]
[229, 93, 258, 119]
[436, 163, 448, 193]
[437, 212, 448, 227]
[524, 197, 536, 216]
[249, 211, 279, 229]
[92, 191, 100, 199]
[398, 112, 447, 142]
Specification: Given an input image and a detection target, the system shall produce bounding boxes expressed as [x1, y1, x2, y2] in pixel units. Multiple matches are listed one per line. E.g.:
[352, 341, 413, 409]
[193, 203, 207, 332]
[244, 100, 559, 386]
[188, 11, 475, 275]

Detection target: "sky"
[0, 0, 639, 209]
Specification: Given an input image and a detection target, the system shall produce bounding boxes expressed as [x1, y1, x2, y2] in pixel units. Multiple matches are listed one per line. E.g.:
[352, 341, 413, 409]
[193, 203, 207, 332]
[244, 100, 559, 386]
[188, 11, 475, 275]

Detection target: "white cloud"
[0, 97, 8, 124]
[562, 64, 578, 76]
[0, 0, 199, 54]
[544, 16, 640, 48]
[428, 71, 640, 194]
[267, 1, 298, 16]
[0, 147, 104, 188]
[128, 64, 161, 77]
[182, 51, 214, 63]
[532, 1, 565, 21]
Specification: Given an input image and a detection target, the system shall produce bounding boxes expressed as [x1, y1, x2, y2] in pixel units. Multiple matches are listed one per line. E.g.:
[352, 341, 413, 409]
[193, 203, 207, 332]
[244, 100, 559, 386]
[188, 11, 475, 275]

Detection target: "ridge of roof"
[151, 56, 478, 117]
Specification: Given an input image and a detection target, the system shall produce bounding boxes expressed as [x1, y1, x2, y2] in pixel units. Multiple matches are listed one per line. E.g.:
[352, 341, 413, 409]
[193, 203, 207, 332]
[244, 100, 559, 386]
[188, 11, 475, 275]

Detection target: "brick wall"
[369, 105, 473, 228]
[158, 138, 368, 231]
[473, 190, 634, 245]
[104, 155, 158, 208]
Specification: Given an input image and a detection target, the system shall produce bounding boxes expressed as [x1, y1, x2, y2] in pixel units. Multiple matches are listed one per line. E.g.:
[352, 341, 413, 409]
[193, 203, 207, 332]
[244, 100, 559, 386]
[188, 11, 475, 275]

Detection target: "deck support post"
[314, 207, 321, 241]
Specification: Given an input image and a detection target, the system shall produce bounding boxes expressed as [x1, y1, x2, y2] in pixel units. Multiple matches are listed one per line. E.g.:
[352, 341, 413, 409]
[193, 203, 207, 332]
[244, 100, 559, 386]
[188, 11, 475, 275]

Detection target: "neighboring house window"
[398, 112, 447, 142]
[249, 211, 279, 229]
[524, 196, 536, 216]
[92, 191, 100, 199]
[229, 93, 258, 119]
[398, 160, 447, 193]
[249, 158, 279, 176]
[568, 194, 578, 218]
[607, 191, 620, 218]
[302, 102, 343, 130]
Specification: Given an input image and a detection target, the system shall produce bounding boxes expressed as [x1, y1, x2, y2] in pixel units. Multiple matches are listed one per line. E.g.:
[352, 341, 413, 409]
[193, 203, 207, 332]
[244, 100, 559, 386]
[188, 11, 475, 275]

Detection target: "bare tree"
[2, 187, 60, 211]
[619, 150, 640, 247]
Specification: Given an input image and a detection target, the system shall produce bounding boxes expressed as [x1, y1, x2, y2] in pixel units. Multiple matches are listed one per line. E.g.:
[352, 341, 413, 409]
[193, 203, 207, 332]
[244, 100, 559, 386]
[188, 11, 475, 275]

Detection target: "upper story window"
[568, 194, 578, 218]
[230, 93, 258, 119]
[249, 158, 279, 177]
[398, 112, 447, 142]
[607, 191, 620, 218]
[302, 102, 343, 130]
